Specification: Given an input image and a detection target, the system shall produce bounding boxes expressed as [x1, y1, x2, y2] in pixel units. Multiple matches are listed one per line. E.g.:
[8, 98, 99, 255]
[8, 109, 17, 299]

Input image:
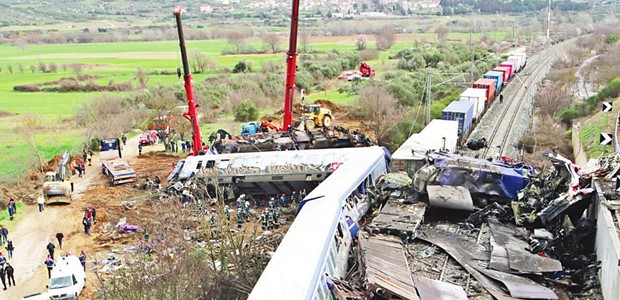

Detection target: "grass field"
[0, 27, 515, 182]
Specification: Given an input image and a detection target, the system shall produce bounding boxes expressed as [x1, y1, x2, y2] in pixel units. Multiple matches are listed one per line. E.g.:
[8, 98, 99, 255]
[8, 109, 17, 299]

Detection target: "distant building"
[200, 4, 213, 13]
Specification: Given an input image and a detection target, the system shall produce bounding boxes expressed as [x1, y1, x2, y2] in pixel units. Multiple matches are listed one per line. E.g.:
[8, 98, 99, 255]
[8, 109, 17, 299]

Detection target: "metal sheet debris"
[427, 185, 474, 211]
[359, 235, 419, 300]
[412, 275, 467, 300]
[488, 220, 562, 273]
[370, 201, 426, 241]
[418, 227, 558, 300]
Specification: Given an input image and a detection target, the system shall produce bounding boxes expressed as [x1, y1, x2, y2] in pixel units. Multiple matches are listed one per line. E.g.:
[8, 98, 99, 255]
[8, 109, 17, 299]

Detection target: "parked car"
[139, 130, 158, 146]
[47, 255, 86, 300]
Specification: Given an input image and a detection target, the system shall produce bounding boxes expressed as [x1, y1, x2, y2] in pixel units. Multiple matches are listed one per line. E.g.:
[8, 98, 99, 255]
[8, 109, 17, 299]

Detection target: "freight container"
[484, 71, 504, 94]
[391, 119, 458, 176]
[473, 78, 496, 104]
[442, 101, 474, 139]
[459, 88, 486, 121]
[513, 52, 527, 69]
[500, 61, 515, 78]
[508, 55, 523, 72]
[493, 66, 511, 82]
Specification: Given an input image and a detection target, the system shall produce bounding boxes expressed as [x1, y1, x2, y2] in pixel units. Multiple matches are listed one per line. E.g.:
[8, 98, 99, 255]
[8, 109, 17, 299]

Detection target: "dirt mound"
[0, 110, 12, 118]
[312, 99, 342, 113]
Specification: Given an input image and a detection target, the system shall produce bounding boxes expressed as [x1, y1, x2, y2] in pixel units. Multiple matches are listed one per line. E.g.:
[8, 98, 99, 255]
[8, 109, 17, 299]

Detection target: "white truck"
[100, 138, 136, 185]
[47, 255, 86, 300]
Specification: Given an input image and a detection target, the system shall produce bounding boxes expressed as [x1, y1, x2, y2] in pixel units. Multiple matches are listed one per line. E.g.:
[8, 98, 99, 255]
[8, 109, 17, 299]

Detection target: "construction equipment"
[281, 0, 301, 131]
[359, 62, 375, 77]
[100, 138, 136, 185]
[302, 104, 333, 129]
[174, 8, 205, 155]
[43, 151, 73, 204]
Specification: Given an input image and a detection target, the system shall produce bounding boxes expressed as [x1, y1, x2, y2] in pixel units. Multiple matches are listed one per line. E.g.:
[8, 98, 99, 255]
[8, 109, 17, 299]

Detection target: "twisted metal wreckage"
[349, 150, 607, 299]
[133, 146, 615, 299]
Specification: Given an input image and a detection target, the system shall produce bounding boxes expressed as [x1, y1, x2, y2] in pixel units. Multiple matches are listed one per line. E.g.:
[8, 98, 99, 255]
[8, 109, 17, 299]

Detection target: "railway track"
[481, 49, 557, 159]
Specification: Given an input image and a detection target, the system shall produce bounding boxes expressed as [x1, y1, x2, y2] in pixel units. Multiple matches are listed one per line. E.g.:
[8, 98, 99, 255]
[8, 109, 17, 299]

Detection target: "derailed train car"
[413, 152, 534, 203]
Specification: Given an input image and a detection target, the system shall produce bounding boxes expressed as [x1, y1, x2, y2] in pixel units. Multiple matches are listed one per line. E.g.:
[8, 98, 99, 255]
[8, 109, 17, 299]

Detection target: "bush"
[359, 49, 379, 61]
[232, 60, 252, 73]
[233, 100, 259, 122]
[557, 107, 579, 126]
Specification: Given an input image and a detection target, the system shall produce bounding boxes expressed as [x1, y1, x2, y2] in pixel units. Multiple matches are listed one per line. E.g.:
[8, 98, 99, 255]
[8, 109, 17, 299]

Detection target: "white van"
[47, 255, 86, 300]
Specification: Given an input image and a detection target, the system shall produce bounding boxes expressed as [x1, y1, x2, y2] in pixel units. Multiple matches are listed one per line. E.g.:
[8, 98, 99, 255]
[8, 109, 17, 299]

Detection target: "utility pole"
[546, 0, 552, 40]
[470, 8, 475, 83]
[426, 67, 432, 125]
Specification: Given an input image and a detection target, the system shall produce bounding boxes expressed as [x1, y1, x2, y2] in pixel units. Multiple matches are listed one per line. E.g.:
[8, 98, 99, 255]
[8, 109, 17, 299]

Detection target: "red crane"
[281, 0, 300, 131]
[173, 8, 205, 155]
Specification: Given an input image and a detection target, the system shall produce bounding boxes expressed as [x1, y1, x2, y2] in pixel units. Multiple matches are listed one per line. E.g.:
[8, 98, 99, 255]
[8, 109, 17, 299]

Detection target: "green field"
[0, 27, 516, 182]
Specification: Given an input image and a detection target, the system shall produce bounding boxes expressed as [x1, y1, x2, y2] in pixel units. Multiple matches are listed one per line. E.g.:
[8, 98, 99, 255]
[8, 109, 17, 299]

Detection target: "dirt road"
[3, 134, 164, 299]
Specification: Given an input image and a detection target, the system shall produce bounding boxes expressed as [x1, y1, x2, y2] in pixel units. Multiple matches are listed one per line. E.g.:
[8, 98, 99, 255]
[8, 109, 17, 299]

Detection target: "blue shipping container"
[442, 101, 474, 139]
[484, 71, 504, 94]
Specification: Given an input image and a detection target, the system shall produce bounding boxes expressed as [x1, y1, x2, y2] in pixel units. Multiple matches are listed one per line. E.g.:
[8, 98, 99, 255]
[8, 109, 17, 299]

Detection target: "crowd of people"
[206, 190, 307, 232]
[0, 145, 98, 293]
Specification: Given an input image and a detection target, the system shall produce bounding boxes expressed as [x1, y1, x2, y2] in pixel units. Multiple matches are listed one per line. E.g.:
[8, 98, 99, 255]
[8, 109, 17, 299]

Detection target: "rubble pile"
[343, 152, 609, 299]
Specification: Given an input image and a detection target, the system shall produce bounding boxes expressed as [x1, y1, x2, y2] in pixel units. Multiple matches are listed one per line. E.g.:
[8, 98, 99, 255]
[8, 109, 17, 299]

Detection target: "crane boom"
[174, 8, 204, 155]
[282, 0, 300, 131]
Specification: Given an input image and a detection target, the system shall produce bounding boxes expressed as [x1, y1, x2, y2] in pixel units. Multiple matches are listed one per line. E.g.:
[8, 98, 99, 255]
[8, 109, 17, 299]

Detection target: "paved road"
[2, 134, 162, 299]
[573, 55, 599, 99]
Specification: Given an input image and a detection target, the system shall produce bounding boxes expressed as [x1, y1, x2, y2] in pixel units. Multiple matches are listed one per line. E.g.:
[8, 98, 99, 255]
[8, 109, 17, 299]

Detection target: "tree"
[18, 63, 24, 73]
[233, 60, 252, 73]
[48, 63, 58, 73]
[71, 63, 83, 79]
[29, 65, 36, 74]
[38, 62, 47, 73]
[135, 68, 149, 89]
[354, 35, 368, 50]
[191, 51, 209, 74]
[436, 26, 451, 41]
[375, 25, 396, 50]
[226, 31, 247, 54]
[260, 33, 281, 53]
[7, 64, 12, 74]
[355, 84, 405, 145]
[234, 100, 259, 122]
[300, 30, 310, 53]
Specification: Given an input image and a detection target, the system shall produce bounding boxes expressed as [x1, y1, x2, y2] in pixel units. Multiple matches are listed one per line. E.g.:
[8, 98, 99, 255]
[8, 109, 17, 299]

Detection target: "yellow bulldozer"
[43, 151, 73, 204]
[302, 104, 333, 130]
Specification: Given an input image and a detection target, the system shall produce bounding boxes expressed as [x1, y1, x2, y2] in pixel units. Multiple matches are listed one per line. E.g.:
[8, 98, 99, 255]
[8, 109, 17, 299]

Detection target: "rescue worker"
[0, 252, 6, 269]
[237, 209, 244, 229]
[244, 201, 251, 222]
[44, 255, 54, 278]
[260, 209, 268, 231]
[267, 208, 275, 229]
[79, 250, 87, 271]
[224, 205, 230, 224]
[90, 207, 97, 224]
[209, 209, 217, 225]
[268, 197, 276, 211]
[499, 94, 504, 103]
[121, 133, 127, 146]
[291, 191, 298, 204]
[138, 143, 143, 156]
[280, 194, 288, 208]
